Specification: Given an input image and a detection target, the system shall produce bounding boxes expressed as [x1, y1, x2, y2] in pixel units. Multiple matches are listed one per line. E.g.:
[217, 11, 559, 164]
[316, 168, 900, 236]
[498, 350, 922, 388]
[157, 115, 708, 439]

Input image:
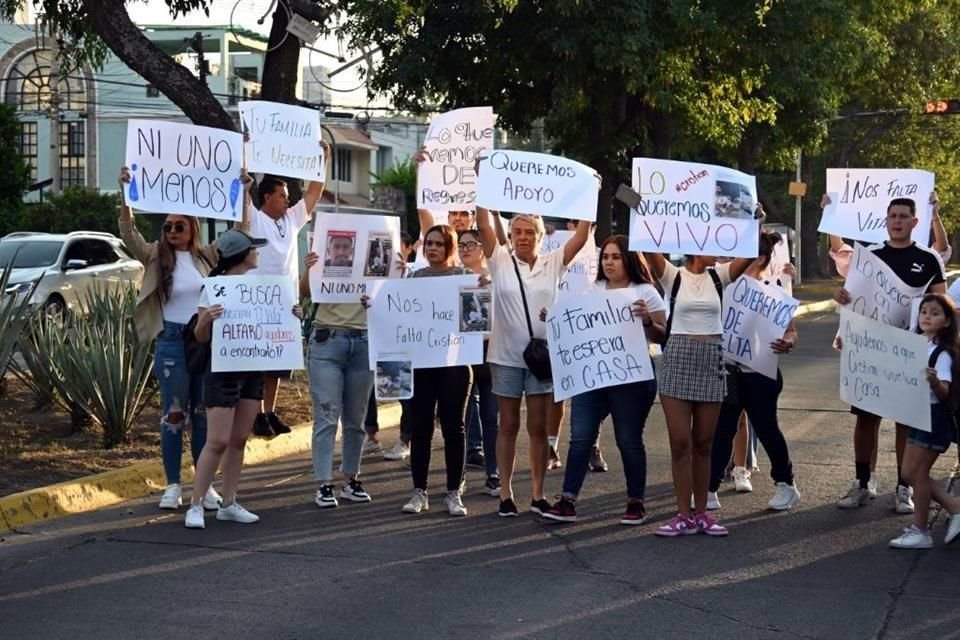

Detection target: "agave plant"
[0, 259, 41, 388]
[11, 313, 69, 410]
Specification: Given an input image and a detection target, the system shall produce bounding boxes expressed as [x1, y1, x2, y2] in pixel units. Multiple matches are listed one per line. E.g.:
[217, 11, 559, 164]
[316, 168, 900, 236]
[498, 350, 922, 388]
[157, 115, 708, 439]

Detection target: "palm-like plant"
[0, 260, 41, 390]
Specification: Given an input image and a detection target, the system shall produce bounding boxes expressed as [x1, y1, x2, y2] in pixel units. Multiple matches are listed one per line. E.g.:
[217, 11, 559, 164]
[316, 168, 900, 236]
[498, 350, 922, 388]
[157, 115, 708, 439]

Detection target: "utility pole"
[48, 28, 61, 195]
[793, 149, 802, 286]
[187, 32, 217, 242]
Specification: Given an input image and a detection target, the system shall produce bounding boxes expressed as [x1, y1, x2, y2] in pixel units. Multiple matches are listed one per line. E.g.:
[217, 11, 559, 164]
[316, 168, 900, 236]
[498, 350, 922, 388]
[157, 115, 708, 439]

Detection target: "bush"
[2, 187, 152, 238]
[372, 159, 418, 236]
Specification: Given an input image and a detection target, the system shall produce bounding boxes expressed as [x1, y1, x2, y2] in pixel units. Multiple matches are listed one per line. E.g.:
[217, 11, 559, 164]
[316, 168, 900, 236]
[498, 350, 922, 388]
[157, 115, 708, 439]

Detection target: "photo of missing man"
[322, 230, 356, 276]
[364, 233, 393, 278]
[375, 360, 413, 400]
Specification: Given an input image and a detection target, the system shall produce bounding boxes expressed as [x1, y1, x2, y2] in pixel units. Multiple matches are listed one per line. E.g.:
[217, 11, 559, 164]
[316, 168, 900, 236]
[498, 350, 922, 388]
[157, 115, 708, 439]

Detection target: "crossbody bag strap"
[708, 268, 723, 298]
[663, 272, 682, 343]
[511, 255, 535, 339]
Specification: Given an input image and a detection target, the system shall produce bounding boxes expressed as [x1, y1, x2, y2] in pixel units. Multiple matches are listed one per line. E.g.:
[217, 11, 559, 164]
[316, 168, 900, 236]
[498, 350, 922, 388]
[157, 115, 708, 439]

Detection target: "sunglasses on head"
[163, 222, 187, 233]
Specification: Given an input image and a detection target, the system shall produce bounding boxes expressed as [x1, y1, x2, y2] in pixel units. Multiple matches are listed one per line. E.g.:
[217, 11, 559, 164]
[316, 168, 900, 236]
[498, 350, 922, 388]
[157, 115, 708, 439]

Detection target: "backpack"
[927, 344, 960, 444]
[662, 268, 723, 346]
[182, 285, 211, 375]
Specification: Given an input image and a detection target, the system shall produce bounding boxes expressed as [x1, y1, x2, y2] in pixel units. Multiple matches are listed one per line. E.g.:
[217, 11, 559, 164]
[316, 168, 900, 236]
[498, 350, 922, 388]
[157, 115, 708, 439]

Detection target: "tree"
[0, 103, 32, 217]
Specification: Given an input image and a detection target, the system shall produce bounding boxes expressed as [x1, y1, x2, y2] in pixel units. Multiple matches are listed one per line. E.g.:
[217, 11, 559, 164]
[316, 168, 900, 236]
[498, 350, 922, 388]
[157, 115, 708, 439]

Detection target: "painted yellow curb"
[0, 403, 402, 533]
[794, 299, 836, 318]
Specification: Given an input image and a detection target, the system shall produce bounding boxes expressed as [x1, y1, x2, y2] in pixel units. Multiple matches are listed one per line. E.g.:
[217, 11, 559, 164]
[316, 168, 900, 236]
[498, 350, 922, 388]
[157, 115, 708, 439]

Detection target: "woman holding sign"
[644, 246, 755, 537]
[542, 235, 666, 525]
[475, 205, 591, 517]
[118, 166, 252, 513]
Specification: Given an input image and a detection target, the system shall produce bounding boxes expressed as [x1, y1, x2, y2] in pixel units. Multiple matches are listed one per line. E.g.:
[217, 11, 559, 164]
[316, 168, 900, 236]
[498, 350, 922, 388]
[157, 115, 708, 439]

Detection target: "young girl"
[889, 293, 960, 549]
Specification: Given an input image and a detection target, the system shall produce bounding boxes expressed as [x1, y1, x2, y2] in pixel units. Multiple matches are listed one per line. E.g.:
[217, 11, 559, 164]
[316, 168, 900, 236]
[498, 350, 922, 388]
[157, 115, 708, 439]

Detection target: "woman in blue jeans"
[543, 235, 666, 524]
[118, 166, 251, 511]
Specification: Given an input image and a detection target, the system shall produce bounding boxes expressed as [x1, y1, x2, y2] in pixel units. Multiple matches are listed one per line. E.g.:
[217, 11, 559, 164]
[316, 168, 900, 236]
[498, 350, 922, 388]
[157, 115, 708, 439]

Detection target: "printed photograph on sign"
[323, 230, 356, 275]
[715, 181, 754, 220]
[459, 286, 492, 333]
[364, 233, 393, 278]
[375, 360, 413, 401]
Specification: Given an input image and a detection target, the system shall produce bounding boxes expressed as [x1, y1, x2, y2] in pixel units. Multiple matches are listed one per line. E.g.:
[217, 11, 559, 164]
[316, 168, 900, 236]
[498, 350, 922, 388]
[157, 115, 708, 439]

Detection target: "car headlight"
[4, 282, 36, 295]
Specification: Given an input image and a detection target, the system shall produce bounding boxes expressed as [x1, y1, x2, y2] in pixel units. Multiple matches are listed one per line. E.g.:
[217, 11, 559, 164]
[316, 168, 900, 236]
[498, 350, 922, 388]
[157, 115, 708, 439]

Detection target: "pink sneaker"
[693, 512, 729, 536]
[655, 513, 697, 537]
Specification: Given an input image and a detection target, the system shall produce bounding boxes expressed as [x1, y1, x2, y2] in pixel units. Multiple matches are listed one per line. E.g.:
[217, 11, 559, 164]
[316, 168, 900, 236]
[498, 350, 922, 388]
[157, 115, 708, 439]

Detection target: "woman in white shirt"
[541, 235, 666, 525]
[644, 248, 754, 537]
[476, 206, 590, 517]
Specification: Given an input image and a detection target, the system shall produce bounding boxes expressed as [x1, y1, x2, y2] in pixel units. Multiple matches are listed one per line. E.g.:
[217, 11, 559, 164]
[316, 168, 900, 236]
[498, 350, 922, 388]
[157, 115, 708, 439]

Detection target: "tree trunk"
[799, 152, 824, 279]
[83, 0, 236, 131]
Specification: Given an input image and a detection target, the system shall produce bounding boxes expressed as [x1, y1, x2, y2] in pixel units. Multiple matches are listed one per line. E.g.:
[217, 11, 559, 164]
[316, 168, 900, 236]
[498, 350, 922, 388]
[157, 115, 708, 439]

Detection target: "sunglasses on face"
[163, 222, 187, 233]
[458, 241, 480, 251]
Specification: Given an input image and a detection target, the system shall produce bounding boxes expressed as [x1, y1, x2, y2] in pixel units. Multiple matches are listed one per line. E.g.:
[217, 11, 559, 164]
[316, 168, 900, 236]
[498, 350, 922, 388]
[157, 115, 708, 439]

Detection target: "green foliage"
[0, 260, 41, 389]
[0, 104, 32, 214]
[11, 315, 70, 410]
[1, 187, 151, 238]
[371, 159, 417, 234]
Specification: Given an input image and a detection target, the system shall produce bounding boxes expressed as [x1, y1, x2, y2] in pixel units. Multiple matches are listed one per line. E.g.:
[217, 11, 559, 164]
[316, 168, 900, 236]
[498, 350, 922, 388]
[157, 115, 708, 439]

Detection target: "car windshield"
[0, 240, 63, 268]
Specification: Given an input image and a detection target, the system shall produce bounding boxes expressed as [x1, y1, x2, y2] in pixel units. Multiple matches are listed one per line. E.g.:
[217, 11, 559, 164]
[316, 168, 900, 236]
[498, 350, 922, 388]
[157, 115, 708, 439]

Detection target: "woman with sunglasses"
[118, 166, 252, 512]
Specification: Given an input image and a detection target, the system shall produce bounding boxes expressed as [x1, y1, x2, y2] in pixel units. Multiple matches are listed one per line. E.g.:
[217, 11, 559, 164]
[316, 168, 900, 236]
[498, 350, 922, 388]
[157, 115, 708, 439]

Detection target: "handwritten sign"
[839, 308, 930, 431]
[546, 290, 654, 402]
[310, 213, 403, 302]
[629, 158, 761, 258]
[239, 100, 324, 182]
[124, 120, 244, 221]
[819, 169, 934, 244]
[366, 276, 485, 369]
[721, 276, 798, 379]
[539, 230, 597, 296]
[476, 150, 599, 221]
[842, 244, 927, 329]
[208, 275, 304, 373]
[418, 107, 496, 211]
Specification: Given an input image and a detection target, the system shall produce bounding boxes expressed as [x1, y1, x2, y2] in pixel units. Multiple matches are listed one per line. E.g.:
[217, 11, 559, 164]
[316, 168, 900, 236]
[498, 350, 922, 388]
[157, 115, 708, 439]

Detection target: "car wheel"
[42, 296, 67, 328]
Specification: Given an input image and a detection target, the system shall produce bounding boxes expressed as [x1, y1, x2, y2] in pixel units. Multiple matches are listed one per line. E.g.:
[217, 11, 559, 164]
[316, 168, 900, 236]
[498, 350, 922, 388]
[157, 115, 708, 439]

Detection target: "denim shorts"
[489, 362, 553, 398]
[205, 371, 265, 408]
[907, 404, 958, 453]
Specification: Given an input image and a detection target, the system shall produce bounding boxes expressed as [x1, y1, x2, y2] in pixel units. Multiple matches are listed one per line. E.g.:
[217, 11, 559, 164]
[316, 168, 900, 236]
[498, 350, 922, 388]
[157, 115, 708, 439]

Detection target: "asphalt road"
[2, 313, 959, 640]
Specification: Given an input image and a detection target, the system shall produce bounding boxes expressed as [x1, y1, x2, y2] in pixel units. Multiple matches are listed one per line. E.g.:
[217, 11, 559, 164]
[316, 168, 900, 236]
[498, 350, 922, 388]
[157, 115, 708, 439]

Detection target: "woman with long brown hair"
[118, 166, 252, 512]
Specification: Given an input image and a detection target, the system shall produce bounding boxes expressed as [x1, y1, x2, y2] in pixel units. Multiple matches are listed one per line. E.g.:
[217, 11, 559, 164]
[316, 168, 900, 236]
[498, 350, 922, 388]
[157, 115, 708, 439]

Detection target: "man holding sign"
[828, 195, 946, 514]
[247, 138, 329, 437]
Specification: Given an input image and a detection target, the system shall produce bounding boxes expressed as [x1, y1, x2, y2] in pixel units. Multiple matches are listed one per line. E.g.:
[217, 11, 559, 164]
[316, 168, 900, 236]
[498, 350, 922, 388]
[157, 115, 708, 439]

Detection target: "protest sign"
[537, 230, 597, 296]
[629, 158, 761, 258]
[767, 230, 793, 296]
[208, 275, 304, 373]
[366, 276, 485, 369]
[124, 120, 244, 221]
[459, 286, 492, 333]
[839, 308, 930, 431]
[841, 244, 927, 329]
[418, 107, 496, 211]
[721, 276, 799, 379]
[239, 100, 324, 182]
[819, 169, 934, 244]
[545, 290, 654, 402]
[310, 213, 402, 302]
[476, 150, 600, 221]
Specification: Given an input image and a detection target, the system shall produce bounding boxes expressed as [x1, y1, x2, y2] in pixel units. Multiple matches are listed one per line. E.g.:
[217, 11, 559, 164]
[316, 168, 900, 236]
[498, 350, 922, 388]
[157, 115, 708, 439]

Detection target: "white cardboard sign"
[418, 107, 496, 211]
[476, 150, 600, 220]
[721, 276, 798, 379]
[366, 275, 485, 369]
[839, 308, 931, 431]
[819, 168, 934, 244]
[208, 275, 304, 373]
[239, 100, 324, 182]
[841, 244, 928, 330]
[538, 230, 598, 296]
[310, 213, 403, 302]
[124, 120, 244, 221]
[545, 290, 654, 402]
[629, 158, 761, 258]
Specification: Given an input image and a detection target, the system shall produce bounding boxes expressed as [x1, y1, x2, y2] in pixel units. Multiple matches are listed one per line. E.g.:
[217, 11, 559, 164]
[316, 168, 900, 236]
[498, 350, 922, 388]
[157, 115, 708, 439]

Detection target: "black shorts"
[205, 371, 265, 408]
[907, 404, 958, 454]
[263, 370, 292, 380]
[850, 406, 881, 420]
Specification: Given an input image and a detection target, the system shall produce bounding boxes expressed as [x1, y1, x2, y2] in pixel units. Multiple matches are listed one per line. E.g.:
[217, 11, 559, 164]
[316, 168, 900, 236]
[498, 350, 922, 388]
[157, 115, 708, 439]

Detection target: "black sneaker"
[253, 413, 274, 437]
[314, 484, 338, 509]
[340, 479, 372, 503]
[542, 496, 577, 523]
[548, 446, 562, 470]
[466, 449, 486, 468]
[266, 412, 292, 435]
[483, 476, 501, 497]
[530, 498, 551, 515]
[498, 498, 519, 517]
[589, 446, 608, 472]
[620, 500, 646, 526]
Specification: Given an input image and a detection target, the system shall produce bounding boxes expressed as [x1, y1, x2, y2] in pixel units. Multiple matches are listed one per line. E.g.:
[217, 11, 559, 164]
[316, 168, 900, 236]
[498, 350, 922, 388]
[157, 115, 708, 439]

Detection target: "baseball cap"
[217, 229, 268, 258]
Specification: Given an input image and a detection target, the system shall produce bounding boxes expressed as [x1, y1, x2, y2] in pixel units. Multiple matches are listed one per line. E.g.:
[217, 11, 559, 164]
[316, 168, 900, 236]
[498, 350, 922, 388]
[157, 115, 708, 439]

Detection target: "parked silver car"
[1, 231, 144, 321]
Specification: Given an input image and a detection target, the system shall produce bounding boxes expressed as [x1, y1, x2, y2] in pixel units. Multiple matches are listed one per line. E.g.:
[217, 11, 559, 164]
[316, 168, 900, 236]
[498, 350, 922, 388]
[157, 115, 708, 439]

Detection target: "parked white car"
[1, 231, 144, 322]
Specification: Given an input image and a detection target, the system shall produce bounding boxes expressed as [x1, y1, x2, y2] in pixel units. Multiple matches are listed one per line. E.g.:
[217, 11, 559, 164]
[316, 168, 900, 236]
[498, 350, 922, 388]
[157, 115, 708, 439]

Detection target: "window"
[4, 49, 87, 112]
[83, 240, 118, 266]
[59, 120, 86, 189]
[332, 148, 352, 182]
[19, 122, 38, 181]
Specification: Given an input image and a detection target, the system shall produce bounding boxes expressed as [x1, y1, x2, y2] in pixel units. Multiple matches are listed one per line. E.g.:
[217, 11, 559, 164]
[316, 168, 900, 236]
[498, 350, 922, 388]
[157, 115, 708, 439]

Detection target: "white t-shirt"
[658, 261, 732, 335]
[947, 278, 960, 310]
[928, 340, 953, 404]
[487, 243, 567, 367]
[163, 251, 205, 324]
[588, 280, 666, 315]
[247, 200, 309, 286]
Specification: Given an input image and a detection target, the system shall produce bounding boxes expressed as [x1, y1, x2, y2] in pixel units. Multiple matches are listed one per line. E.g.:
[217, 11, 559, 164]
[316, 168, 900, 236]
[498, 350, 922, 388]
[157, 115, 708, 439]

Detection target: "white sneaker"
[201, 486, 222, 510]
[768, 482, 801, 511]
[733, 467, 753, 493]
[889, 525, 933, 549]
[895, 485, 915, 514]
[691, 492, 721, 510]
[361, 438, 382, 455]
[444, 491, 467, 517]
[184, 505, 205, 529]
[159, 483, 182, 510]
[945, 514, 960, 545]
[217, 501, 260, 524]
[383, 440, 410, 461]
[403, 488, 429, 514]
[837, 484, 869, 509]
[867, 474, 879, 498]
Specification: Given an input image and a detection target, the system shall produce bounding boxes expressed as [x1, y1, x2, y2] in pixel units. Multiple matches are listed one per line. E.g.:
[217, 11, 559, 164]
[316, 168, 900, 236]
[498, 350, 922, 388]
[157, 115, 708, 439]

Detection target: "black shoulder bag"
[182, 286, 211, 375]
[511, 255, 552, 381]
